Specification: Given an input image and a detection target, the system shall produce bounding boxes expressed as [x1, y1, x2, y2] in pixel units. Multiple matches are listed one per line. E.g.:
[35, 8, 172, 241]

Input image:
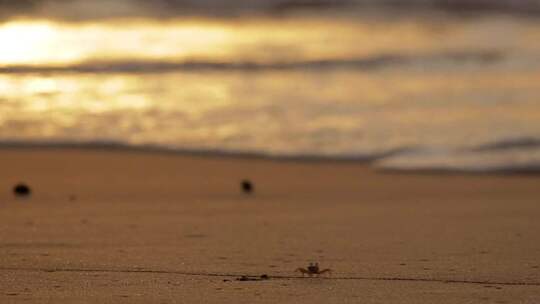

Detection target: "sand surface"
[1, 148, 539, 303]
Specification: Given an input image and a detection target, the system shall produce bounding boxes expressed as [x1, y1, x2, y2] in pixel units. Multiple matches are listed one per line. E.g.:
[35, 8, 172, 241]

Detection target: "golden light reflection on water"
[1, 14, 540, 164]
[3, 16, 535, 67]
[0, 19, 233, 66]
[2, 67, 539, 145]
[0, 22, 58, 64]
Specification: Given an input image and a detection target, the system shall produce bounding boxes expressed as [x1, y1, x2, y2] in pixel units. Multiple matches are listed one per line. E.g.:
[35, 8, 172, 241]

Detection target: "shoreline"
[1, 142, 539, 176]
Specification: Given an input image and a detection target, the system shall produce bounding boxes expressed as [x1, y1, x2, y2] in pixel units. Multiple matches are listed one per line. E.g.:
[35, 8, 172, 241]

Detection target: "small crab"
[295, 262, 332, 277]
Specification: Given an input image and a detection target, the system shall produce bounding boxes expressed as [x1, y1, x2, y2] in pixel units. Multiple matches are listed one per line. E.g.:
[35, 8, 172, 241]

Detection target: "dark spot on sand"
[54, 285, 61, 289]
[69, 195, 77, 202]
[399, 263, 407, 266]
[495, 287, 502, 290]
[532, 265, 539, 269]
[223, 279, 230, 282]
[218, 256, 227, 260]
[13, 183, 31, 197]
[241, 180, 254, 194]
[6, 293, 19, 296]
[480, 250, 489, 254]
[423, 267, 431, 271]
[237, 275, 251, 281]
[269, 265, 277, 268]
[236, 275, 269, 282]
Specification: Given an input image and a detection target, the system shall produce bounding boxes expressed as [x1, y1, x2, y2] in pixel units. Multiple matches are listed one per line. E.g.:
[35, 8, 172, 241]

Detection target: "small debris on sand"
[13, 183, 31, 197]
[237, 275, 251, 281]
[241, 180, 254, 194]
[236, 275, 270, 282]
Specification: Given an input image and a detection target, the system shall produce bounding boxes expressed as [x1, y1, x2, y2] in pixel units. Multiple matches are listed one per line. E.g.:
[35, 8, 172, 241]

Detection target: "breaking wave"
[375, 138, 540, 174]
[2, 137, 540, 174]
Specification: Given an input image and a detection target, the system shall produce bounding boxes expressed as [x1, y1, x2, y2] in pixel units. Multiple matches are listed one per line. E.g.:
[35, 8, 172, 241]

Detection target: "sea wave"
[2, 138, 539, 174]
[0, 140, 413, 162]
[375, 138, 540, 174]
[470, 137, 540, 152]
[0, 51, 504, 74]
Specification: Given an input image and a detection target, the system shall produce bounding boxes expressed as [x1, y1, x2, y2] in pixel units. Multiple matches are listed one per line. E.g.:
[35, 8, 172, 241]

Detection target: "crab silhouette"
[295, 262, 332, 277]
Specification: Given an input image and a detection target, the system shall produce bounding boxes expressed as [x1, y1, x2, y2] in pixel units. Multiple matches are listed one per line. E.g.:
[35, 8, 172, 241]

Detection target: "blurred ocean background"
[0, 0, 539, 172]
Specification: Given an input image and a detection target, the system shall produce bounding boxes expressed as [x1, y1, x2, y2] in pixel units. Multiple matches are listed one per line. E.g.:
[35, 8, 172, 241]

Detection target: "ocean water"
[1, 7, 540, 172]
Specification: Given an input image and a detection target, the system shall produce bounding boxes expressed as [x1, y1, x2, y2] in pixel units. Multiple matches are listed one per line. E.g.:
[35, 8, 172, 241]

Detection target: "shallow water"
[1, 12, 539, 172]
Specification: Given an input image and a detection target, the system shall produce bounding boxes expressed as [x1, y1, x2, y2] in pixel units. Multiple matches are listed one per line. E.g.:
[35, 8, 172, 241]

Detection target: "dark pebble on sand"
[13, 183, 31, 197]
[241, 180, 254, 194]
[260, 274, 269, 280]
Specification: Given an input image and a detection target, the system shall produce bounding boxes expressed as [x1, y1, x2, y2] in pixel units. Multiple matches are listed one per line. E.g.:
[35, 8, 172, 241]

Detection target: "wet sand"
[0, 148, 539, 303]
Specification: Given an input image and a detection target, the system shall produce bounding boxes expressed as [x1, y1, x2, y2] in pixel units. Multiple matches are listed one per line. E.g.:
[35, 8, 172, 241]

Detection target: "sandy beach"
[0, 147, 539, 303]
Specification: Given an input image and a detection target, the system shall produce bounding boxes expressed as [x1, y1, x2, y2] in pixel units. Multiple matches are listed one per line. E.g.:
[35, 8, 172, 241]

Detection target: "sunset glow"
[0, 17, 506, 67]
[0, 22, 58, 64]
[0, 20, 235, 66]
[0, 13, 539, 163]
